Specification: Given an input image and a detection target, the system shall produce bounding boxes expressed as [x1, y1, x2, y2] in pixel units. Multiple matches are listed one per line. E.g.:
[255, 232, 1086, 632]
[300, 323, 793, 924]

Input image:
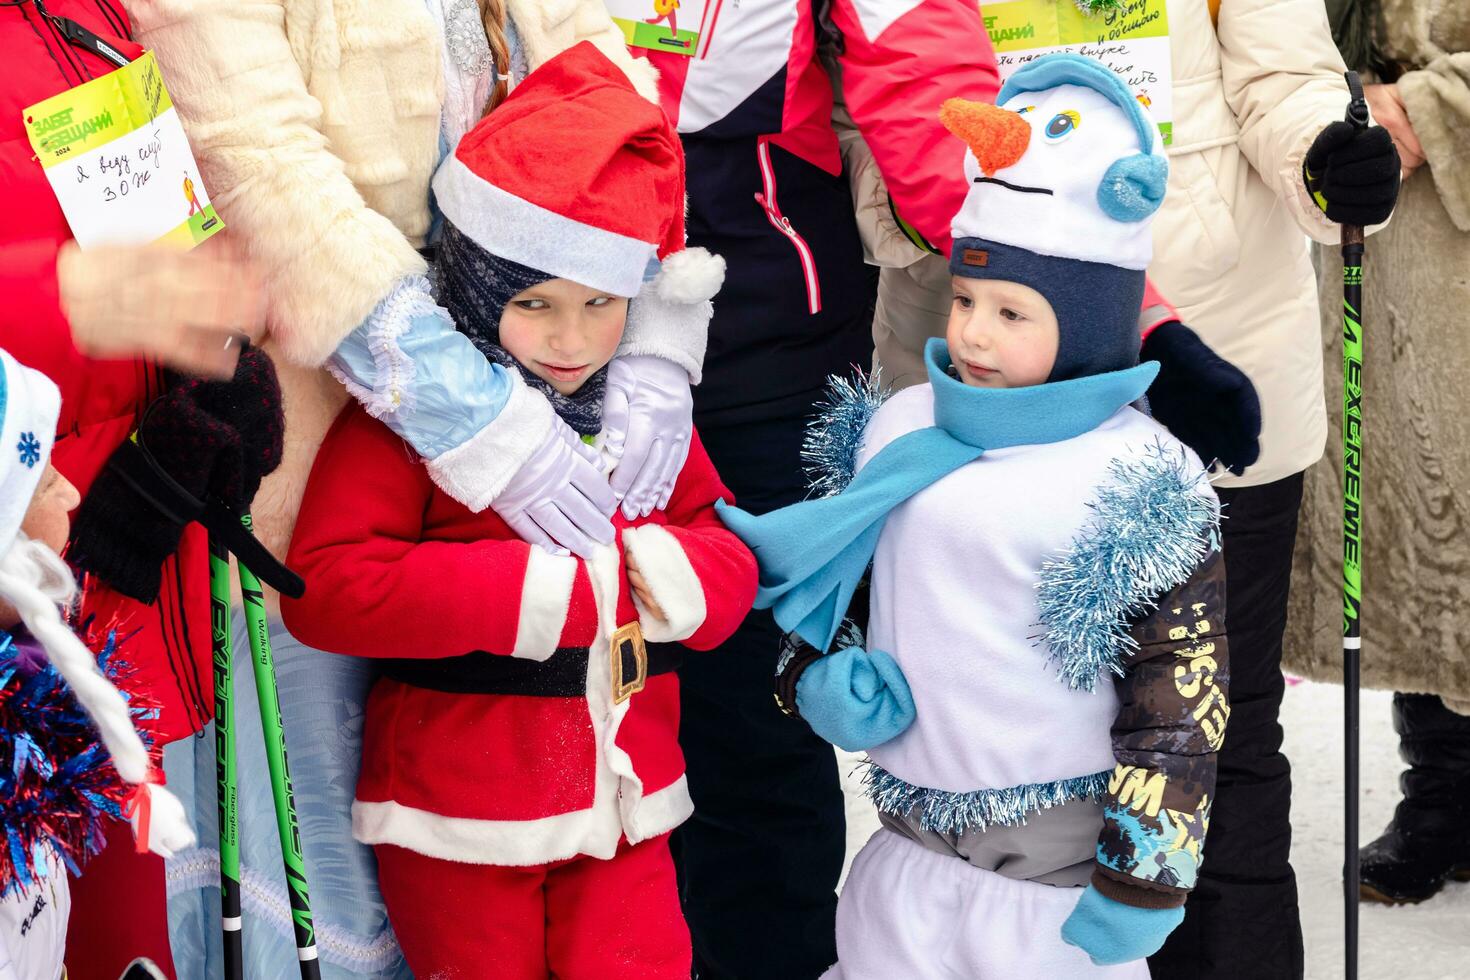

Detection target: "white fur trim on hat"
[425, 372, 555, 513]
[433, 155, 657, 298]
[0, 349, 61, 557]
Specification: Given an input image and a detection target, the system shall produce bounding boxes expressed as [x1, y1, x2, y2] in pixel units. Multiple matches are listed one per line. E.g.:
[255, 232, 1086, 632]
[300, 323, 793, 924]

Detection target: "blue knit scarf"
[716, 338, 1158, 652]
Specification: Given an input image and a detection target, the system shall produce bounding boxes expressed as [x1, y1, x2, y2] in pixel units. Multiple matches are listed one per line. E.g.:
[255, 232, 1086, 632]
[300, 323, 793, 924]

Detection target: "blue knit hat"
[941, 53, 1169, 382]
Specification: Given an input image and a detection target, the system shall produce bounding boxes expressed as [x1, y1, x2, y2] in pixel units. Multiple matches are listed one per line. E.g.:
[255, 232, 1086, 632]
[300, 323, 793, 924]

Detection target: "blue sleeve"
[328, 275, 514, 460]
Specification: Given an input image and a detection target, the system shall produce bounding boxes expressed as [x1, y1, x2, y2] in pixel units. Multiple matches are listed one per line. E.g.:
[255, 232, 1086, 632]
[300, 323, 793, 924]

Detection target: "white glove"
[603, 355, 694, 519]
[492, 415, 618, 558]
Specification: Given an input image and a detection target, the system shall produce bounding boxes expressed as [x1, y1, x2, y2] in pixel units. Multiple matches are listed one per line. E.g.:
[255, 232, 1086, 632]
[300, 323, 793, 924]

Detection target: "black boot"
[1359, 693, 1470, 904]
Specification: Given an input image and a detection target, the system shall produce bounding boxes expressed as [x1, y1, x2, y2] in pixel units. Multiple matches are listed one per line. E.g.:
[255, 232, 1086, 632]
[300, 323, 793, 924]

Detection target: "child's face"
[945, 277, 1059, 389]
[497, 279, 630, 396]
[24, 464, 80, 555]
[0, 464, 80, 630]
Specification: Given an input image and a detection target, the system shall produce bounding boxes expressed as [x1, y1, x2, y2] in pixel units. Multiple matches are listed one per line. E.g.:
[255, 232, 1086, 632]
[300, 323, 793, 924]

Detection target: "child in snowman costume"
[0, 349, 194, 979]
[720, 53, 1230, 976]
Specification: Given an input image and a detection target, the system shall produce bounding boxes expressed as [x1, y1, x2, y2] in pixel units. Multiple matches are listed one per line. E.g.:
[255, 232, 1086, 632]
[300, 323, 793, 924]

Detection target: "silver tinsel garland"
[862, 761, 1111, 833]
[801, 368, 888, 499]
[1034, 441, 1221, 692]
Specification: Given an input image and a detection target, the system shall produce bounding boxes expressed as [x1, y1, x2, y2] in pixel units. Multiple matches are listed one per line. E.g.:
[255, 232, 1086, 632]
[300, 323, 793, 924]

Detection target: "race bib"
[984, 0, 1174, 145]
[23, 51, 223, 249]
[606, 0, 710, 58]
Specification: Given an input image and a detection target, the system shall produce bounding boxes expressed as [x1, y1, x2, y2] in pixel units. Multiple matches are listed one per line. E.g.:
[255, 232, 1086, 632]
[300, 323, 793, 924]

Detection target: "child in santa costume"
[721, 54, 1231, 978]
[0, 348, 194, 979]
[280, 43, 756, 979]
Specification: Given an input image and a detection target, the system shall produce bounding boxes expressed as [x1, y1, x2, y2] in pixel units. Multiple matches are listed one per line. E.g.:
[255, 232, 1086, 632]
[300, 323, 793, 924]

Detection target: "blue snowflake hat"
[0, 348, 62, 557]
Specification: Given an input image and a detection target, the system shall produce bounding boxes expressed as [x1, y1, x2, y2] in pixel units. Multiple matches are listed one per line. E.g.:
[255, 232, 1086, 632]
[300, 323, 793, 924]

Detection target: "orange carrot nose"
[939, 99, 1032, 177]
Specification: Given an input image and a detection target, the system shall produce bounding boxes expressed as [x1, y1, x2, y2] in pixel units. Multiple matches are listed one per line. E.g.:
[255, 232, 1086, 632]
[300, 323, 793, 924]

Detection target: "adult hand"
[1060, 886, 1185, 966]
[795, 646, 916, 753]
[1364, 83, 1426, 177]
[1142, 321, 1262, 477]
[56, 238, 266, 380]
[1303, 119, 1401, 226]
[492, 416, 617, 559]
[602, 355, 694, 520]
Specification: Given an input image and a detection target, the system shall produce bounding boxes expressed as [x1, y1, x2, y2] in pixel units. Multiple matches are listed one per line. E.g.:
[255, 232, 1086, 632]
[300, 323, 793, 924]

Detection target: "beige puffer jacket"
[847, 0, 1364, 489]
[124, 0, 656, 592]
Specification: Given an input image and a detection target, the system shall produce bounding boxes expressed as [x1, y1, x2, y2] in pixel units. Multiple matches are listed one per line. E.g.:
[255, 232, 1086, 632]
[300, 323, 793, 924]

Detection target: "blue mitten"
[1060, 885, 1185, 966]
[794, 646, 915, 752]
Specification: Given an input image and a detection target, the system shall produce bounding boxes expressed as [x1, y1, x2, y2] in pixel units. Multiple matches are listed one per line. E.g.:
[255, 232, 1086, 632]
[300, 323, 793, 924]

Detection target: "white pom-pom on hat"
[654, 247, 726, 304]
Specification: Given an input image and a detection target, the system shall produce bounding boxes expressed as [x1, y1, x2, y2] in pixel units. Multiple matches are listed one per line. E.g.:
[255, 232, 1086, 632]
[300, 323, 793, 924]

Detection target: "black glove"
[68, 346, 299, 602]
[1303, 120, 1400, 226]
[1142, 321, 1262, 477]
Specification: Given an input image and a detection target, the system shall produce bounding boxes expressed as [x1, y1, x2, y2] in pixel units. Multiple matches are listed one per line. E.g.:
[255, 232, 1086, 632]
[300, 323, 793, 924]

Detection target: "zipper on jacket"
[754, 138, 822, 316]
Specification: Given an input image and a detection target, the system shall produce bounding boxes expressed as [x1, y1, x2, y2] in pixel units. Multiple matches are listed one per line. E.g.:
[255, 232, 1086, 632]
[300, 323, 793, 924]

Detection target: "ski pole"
[208, 538, 244, 980]
[237, 513, 322, 979]
[1340, 68, 1370, 980]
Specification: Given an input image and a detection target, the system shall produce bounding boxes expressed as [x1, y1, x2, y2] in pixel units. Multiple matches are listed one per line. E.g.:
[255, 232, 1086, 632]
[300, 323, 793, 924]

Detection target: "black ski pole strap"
[201, 499, 305, 600]
[123, 434, 307, 600]
[1344, 70, 1370, 131]
[107, 437, 206, 530]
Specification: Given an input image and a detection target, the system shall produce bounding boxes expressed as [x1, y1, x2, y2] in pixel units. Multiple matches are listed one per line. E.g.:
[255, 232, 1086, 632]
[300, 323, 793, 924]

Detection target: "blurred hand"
[1364, 83, 1425, 177]
[57, 238, 266, 379]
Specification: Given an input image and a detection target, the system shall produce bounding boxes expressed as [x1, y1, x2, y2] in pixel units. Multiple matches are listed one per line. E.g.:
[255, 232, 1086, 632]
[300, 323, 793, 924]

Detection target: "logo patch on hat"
[961, 248, 990, 268]
[16, 432, 40, 469]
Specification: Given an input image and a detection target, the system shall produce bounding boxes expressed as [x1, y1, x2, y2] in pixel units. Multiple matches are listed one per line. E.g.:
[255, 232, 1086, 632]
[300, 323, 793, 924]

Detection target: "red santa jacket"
[282, 404, 757, 866]
[0, 1, 213, 745]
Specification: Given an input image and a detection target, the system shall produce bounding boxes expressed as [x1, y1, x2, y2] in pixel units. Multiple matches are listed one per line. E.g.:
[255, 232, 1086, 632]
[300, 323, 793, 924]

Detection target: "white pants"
[0, 849, 70, 980]
[824, 830, 1150, 980]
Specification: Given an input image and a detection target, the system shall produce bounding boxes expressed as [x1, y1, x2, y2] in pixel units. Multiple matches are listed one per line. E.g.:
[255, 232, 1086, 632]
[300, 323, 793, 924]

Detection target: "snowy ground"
[836, 680, 1470, 979]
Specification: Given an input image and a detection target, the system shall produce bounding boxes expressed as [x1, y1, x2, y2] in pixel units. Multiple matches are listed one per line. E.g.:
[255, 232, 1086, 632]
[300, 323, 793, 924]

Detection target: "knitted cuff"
[773, 632, 825, 719]
[1091, 865, 1188, 910]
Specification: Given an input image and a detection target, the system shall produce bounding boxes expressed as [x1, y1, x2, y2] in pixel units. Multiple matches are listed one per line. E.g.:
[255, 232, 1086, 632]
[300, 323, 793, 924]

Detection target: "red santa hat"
[431, 42, 723, 378]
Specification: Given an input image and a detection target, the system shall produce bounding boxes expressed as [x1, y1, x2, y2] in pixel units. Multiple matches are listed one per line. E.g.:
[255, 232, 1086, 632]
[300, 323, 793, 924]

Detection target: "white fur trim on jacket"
[433, 156, 657, 298]
[617, 249, 725, 384]
[621, 525, 707, 643]
[513, 547, 578, 661]
[424, 372, 553, 513]
[351, 775, 692, 867]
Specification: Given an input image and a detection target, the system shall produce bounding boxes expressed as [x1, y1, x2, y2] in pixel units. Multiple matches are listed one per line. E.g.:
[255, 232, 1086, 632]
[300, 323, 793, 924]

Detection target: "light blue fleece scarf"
[716, 338, 1158, 653]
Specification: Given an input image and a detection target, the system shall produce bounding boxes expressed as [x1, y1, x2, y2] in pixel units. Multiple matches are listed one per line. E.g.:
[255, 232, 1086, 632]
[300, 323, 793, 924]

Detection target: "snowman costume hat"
[0, 349, 194, 859]
[940, 53, 1169, 382]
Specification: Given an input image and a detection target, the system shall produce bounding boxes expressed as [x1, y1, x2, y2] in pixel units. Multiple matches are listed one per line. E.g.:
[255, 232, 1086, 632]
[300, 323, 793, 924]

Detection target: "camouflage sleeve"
[1093, 546, 1230, 909]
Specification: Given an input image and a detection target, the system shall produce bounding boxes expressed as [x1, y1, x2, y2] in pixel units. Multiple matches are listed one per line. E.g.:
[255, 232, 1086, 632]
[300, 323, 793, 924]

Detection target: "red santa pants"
[375, 833, 691, 979]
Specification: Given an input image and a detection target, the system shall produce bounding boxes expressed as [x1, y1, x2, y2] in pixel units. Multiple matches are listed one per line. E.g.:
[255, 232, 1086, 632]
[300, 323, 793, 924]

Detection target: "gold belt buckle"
[610, 621, 648, 705]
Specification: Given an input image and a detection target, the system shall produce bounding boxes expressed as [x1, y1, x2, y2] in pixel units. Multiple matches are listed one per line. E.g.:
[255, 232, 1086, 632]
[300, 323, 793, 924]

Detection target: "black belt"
[379, 637, 682, 697]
